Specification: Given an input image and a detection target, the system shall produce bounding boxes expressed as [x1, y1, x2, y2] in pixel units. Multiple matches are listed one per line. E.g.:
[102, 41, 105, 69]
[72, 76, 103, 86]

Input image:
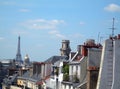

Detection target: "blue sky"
[0, 0, 120, 61]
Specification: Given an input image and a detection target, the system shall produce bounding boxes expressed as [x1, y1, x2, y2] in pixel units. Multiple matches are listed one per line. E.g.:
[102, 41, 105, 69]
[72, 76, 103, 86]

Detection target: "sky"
[0, 0, 120, 61]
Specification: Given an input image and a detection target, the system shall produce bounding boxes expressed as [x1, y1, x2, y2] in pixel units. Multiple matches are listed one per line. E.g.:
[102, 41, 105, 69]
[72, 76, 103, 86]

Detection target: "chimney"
[118, 34, 120, 39]
[85, 39, 95, 46]
[81, 46, 88, 56]
[77, 45, 82, 54]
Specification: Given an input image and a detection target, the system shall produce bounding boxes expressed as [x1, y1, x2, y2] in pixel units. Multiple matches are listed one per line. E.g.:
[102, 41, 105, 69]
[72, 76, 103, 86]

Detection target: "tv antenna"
[109, 18, 116, 37]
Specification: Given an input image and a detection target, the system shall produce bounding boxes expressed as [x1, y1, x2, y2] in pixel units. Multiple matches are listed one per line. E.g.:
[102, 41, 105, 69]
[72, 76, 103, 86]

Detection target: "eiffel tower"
[16, 36, 23, 65]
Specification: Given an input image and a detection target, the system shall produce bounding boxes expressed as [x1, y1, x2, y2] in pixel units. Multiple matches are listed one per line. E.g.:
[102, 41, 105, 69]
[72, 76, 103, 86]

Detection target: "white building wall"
[69, 65, 72, 75]
[27, 81, 31, 88]
[70, 86, 73, 89]
[59, 62, 63, 82]
[41, 64, 45, 78]
[77, 65, 81, 79]
[73, 65, 76, 74]
[61, 84, 73, 89]
[66, 85, 69, 89]
[10, 85, 22, 89]
[62, 84, 65, 89]
[33, 83, 36, 89]
[49, 78, 56, 89]
[58, 62, 64, 89]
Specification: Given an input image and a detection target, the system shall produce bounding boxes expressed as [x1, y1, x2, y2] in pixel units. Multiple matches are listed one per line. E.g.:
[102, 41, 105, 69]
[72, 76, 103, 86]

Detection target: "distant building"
[24, 54, 30, 67]
[16, 62, 51, 89]
[15, 36, 23, 65]
[0, 59, 16, 69]
[60, 40, 71, 58]
[1, 59, 18, 89]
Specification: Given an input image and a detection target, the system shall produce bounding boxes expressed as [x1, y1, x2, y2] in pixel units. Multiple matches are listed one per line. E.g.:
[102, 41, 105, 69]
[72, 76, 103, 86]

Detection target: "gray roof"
[0, 69, 7, 84]
[3, 73, 18, 85]
[88, 48, 101, 67]
[18, 70, 41, 82]
[45, 56, 68, 64]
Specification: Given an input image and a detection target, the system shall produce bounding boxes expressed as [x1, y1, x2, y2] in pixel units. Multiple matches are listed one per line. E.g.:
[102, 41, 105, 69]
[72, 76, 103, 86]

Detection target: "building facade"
[61, 39, 102, 89]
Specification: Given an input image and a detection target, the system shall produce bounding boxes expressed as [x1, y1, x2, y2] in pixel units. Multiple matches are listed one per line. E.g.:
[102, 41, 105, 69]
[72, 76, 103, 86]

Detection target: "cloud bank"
[104, 3, 120, 12]
[49, 30, 66, 39]
[21, 19, 65, 30]
[19, 9, 30, 12]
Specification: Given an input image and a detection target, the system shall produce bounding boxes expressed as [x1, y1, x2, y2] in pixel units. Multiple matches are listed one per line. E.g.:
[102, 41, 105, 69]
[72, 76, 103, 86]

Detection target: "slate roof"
[18, 71, 41, 82]
[88, 48, 101, 67]
[0, 69, 7, 84]
[3, 73, 18, 85]
[45, 56, 68, 64]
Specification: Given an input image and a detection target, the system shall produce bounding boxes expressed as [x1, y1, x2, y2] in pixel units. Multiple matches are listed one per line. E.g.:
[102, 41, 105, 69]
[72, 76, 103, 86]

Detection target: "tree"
[63, 63, 69, 81]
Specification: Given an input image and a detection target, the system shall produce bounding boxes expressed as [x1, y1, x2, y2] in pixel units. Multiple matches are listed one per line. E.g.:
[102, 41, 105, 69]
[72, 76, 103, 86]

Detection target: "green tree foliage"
[63, 73, 69, 81]
[63, 63, 69, 81]
[63, 63, 69, 74]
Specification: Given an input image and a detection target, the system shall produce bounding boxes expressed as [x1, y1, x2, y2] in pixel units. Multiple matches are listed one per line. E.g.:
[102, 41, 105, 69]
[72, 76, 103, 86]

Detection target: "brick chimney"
[118, 34, 120, 39]
[81, 46, 88, 56]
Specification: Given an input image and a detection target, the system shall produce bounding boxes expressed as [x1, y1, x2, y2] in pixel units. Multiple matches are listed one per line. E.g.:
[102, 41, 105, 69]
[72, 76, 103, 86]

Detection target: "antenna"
[97, 32, 100, 44]
[109, 18, 116, 37]
[100, 36, 103, 44]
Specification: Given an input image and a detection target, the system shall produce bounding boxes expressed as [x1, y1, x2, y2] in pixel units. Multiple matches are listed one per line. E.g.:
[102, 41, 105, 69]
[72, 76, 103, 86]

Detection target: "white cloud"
[69, 33, 84, 38]
[49, 31, 84, 40]
[19, 9, 30, 12]
[104, 3, 120, 12]
[49, 20, 65, 25]
[49, 30, 66, 39]
[55, 34, 66, 39]
[49, 30, 59, 34]
[21, 19, 65, 30]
